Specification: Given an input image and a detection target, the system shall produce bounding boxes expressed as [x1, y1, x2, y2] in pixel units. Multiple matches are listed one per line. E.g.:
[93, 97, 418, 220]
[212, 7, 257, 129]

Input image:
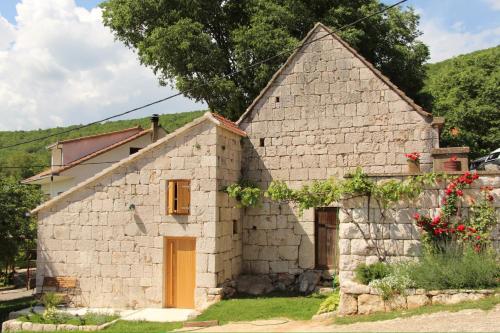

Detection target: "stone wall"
[339, 288, 496, 315]
[35, 120, 242, 309]
[238, 24, 439, 275]
[338, 173, 500, 284]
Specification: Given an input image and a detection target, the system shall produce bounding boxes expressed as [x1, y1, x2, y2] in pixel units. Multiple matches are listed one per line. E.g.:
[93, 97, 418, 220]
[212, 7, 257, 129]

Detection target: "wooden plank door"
[165, 237, 196, 308]
[315, 208, 339, 269]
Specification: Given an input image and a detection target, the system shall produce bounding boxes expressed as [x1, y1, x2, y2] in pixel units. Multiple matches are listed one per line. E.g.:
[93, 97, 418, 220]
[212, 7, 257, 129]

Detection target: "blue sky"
[0, 0, 498, 130]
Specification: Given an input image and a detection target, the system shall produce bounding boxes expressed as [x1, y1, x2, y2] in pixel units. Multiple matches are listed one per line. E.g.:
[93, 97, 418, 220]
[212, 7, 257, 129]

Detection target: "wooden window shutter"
[177, 180, 191, 215]
[167, 180, 175, 215]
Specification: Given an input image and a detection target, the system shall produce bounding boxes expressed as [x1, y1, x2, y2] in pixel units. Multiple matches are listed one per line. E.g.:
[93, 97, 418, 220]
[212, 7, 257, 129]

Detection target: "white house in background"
[22, 115, 166, 198]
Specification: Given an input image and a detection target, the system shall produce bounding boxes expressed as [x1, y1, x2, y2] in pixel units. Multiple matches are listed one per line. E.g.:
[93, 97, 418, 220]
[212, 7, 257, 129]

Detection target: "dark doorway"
[315, 207, 339, 269]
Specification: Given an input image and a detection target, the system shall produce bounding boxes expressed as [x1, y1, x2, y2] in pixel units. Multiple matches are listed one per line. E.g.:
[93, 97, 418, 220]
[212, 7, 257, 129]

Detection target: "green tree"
[101, 0, 429, 120]
[421, 46, 500, 158]
[0, 177, 42, 279]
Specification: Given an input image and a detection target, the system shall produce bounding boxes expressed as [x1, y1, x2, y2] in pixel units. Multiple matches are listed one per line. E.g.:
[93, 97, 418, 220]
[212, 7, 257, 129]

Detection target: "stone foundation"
[338, 285, 496, 315]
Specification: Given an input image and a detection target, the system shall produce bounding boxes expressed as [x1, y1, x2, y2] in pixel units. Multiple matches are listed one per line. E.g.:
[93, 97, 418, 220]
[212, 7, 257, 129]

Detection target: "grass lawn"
[334, 294, 500, 325]
[194, 291, 327, 324]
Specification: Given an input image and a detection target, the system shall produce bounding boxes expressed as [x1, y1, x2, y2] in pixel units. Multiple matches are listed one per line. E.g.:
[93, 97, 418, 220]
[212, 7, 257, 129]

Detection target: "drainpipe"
[151, 114, 160, 142]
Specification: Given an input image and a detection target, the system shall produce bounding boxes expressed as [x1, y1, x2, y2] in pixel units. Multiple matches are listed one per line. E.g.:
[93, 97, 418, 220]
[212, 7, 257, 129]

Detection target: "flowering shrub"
[405, 152, 421, 162]
[369, 264, 415, 300]
[413, 171, 496, 251]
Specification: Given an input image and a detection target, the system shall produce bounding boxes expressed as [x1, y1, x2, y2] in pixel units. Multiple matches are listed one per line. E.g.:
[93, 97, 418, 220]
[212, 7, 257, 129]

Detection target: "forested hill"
[420, 45, 499, 159]
[0, 110, 205, 180]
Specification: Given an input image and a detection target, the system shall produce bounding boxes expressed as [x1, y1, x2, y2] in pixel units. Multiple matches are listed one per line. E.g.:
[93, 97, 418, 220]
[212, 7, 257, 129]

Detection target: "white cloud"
[484, 0, 500, 10]
[0, 0, 204, 131]
[419, 18, 500, 62]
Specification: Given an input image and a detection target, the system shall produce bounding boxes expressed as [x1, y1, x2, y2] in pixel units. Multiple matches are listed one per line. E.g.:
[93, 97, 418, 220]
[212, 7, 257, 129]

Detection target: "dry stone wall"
[238, 25, 439, 275]
[338, 173, 500, 284]
[35, 120, 242, 309]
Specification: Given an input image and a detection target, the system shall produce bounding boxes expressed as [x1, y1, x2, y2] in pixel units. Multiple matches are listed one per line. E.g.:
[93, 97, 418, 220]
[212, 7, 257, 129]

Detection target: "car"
[471, 148, 500, 171]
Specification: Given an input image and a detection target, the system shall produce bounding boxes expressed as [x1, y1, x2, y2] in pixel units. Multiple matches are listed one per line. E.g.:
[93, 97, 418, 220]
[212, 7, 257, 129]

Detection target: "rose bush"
[413, 171, 496, 251]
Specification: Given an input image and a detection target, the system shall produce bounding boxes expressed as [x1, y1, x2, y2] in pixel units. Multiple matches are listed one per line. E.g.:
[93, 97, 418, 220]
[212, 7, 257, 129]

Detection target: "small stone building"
[32, 23, 499, 311]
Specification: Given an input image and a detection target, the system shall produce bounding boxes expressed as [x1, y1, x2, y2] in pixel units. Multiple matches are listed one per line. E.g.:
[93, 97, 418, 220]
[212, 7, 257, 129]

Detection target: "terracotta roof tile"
[210, 113, 247, 136]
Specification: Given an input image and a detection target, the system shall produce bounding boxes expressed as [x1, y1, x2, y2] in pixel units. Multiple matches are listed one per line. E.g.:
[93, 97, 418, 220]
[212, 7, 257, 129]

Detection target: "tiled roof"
[47, 126, 143, 147]
[210, 112, 247, 137]
[23, 129, 151, 183]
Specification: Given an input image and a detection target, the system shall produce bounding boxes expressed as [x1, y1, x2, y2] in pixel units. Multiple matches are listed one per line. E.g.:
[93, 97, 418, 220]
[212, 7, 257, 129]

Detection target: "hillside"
[420, 45, 500, 158]
[0, 110, 205, 180]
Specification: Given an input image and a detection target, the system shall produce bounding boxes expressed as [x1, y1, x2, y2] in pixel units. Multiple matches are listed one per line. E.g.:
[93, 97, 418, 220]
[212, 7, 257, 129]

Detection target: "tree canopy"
[421, 46, 500, 158]
[101, 0, 429, 120]
[0, 177, 42, 273]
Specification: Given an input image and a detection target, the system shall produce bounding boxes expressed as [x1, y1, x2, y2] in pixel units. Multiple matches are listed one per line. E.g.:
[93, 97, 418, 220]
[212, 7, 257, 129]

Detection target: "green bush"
[317, 292, 340, 314]
[369, 263, 415, 300]
[355, 262, 391, 285]
[406, 248, 499, 290]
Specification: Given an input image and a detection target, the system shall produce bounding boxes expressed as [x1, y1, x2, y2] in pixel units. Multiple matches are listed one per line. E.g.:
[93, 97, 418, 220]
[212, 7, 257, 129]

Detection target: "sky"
[0, 0, 499, 131]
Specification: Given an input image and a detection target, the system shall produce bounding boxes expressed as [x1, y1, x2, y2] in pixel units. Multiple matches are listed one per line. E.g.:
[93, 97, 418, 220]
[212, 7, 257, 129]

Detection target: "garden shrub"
[368, 263, 415, 300]
[355, 262, 391, 285]
[317, 292, 340, 314]
[406, 247, 499, 290]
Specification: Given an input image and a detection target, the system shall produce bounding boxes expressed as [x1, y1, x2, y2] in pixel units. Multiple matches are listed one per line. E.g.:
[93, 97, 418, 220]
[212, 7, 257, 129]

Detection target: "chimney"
[151, 114, 159, 142]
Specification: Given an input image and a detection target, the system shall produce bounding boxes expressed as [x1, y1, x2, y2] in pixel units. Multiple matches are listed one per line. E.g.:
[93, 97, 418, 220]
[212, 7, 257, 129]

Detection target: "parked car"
[471, 148, 500, 170]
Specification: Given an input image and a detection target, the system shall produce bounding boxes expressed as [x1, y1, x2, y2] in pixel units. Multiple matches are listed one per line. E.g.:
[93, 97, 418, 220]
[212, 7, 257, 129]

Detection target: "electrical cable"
[0, 0, 407, 151]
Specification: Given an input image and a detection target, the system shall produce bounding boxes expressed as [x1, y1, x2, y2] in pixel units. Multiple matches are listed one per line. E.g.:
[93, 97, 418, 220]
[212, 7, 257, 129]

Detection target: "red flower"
[456, 189, 463, 196]
[432, 215, 441, 226]
[405, 152, 421, 162]
[457, 225, 466, 232]
[472, 172, 479, 180]
[487, 194, 494, 202]
[476, 235, 481, 240]
[445, 188, 453, 195]
[413, 213, 420, 220]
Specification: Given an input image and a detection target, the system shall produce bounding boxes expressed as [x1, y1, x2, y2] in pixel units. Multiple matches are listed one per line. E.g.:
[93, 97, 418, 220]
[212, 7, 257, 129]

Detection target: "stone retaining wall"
[339, 286, 496, 315]
[338, 173, 500, 284]
[2, 318, 117, 332]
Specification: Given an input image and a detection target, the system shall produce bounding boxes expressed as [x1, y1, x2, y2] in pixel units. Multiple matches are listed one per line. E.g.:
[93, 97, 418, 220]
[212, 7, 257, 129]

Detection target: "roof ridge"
[237, 22, 431, 124]
[23, 129, 152, 184]
[51, 125, 144, 146]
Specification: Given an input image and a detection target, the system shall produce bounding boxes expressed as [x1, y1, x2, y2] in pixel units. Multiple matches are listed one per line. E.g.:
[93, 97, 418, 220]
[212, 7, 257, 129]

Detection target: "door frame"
[314, 207, 339, 270]
[163, 236, 196, 308]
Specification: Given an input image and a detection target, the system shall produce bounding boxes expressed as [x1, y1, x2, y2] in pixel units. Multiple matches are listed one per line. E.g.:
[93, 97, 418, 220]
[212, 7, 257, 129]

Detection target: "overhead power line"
[0, 161, 121, 169]
[0, 0, 407, 151]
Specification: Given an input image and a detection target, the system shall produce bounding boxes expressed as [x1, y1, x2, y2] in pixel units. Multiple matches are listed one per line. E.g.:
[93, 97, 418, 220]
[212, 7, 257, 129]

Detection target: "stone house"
[31, 23, 499, 311]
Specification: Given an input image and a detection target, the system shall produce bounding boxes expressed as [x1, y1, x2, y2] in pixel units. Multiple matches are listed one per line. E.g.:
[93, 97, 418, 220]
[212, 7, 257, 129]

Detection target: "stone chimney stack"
[151, 114, 160, 142]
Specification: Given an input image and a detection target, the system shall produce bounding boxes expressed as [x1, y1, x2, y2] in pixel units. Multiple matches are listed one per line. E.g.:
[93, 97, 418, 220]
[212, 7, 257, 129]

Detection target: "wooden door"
[315, 208, 339, 269]
[164, 237, 196, 308]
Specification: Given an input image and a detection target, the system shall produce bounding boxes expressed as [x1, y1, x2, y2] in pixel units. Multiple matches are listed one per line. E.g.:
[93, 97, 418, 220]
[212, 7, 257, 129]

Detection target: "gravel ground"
[192, 305, 500, 332]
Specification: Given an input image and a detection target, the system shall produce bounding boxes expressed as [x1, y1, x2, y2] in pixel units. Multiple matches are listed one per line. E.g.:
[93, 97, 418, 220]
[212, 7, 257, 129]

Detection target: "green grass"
[18, 312, 119, 326]
[0, 296, 35, 325]
[194, 292, 327, 324]
[334, 294, 500, 325]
